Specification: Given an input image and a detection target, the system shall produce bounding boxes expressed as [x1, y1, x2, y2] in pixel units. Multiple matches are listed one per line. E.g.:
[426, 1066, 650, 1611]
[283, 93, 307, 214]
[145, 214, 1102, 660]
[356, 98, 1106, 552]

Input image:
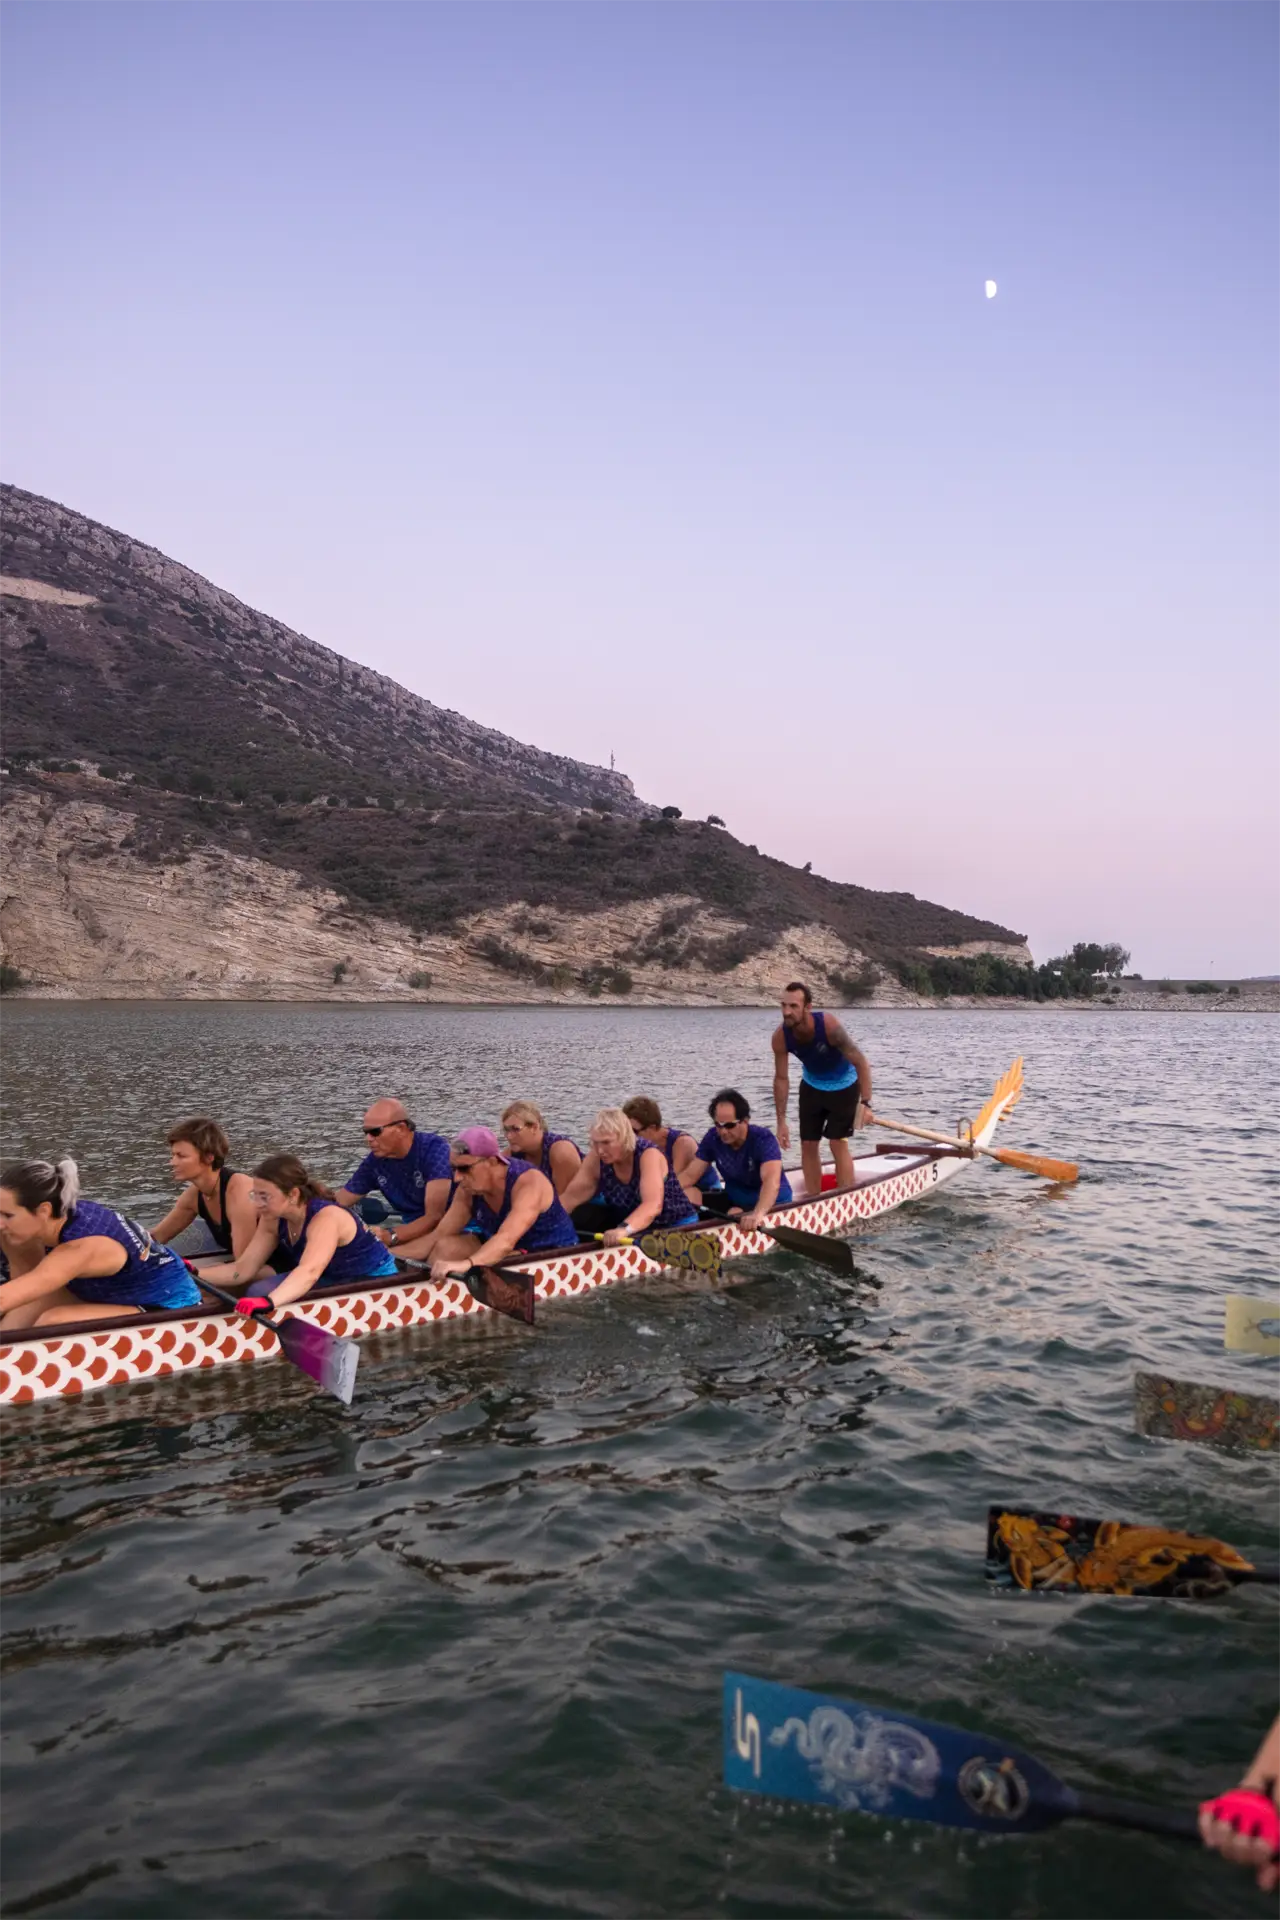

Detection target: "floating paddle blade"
[987, 1145, 1079, 1184]
[761, 1222, 869, 1280]
[722, 1673, 1197, 1841]
[274, 1316, 360, 1405]
[1224, 1295, 1280, 1357]
[970, 1058, 1024, 1140]
[1134, 1371, 1279, 1454]
[985, 1504, 1270, 1598]
[466, 1265, 536, 1325]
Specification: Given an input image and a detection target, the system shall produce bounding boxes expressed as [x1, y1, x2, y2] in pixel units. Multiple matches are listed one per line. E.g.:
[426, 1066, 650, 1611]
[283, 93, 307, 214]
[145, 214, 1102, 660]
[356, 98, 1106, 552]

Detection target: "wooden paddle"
[1134, 1370, 1279, 1454]
[1224, 1294, 1280, 1357]
[986, 1503, 1279, 1597]
[723, 1671, 1197, 1841]
[197, 1277, 359, 1404]
[865, 1108, 1079, 1184]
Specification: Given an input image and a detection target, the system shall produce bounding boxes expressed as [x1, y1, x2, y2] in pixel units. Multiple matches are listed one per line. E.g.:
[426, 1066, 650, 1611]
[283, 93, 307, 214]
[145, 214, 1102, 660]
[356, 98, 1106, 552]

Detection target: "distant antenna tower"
[610, 750, 615, 771]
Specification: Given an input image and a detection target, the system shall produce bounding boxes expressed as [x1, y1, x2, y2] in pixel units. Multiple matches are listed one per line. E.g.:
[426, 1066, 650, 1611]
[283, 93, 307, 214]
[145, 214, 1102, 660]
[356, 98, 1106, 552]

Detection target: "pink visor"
[450, 1127, 508, 1161]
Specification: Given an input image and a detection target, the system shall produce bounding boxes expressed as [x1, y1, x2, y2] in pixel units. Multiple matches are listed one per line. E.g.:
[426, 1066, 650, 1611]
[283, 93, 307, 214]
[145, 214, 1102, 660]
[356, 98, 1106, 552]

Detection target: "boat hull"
[0, 1098, 1006, 1407]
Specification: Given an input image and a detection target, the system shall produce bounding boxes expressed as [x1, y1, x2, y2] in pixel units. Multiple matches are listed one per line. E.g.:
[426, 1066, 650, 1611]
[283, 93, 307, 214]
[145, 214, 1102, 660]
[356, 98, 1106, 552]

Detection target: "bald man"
[335, 1099, 453, 1250]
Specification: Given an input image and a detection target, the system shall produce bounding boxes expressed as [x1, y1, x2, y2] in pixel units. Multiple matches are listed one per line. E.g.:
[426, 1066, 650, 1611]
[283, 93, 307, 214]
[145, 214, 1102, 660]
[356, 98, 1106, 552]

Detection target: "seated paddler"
[152, 1117, 259, 1263]
[427, 1127, 578, 1282]
[0, 1158, 203, 1328]
[335, 1099, 453, 1250]
[680, 1090, 792, 1232]
[499, 1100, 583, 1194]
[200, 1153, 398, 1314]
[622, 1096, 723, 1195]
[559, 1107, 701, 1247]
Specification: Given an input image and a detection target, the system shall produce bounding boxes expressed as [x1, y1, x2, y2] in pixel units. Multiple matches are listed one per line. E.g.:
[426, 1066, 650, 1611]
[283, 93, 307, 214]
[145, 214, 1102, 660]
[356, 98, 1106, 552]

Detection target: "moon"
[984, 279, 998, 299]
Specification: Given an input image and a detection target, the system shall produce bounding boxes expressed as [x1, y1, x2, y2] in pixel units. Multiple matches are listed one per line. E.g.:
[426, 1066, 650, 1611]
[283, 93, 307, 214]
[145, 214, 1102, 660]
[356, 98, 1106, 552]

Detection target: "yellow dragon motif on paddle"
[993, 1509, 1254, 1596]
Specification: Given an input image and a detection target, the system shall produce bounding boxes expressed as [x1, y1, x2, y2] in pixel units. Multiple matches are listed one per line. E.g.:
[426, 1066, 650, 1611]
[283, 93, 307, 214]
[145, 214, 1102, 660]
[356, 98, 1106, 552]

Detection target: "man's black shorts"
[798, 1079, 861, 1142]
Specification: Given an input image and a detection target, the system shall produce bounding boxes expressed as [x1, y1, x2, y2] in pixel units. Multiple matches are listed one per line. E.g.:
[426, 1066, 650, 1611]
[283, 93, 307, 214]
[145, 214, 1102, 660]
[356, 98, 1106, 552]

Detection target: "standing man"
[772, 982, 873, 1199]
[335, 1099, 452, 1251]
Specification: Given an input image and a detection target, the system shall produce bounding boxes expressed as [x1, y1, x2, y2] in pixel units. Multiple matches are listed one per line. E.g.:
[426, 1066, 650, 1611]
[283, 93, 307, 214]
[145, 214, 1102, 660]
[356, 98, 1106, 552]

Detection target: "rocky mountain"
[0, 484, 1030, 1000]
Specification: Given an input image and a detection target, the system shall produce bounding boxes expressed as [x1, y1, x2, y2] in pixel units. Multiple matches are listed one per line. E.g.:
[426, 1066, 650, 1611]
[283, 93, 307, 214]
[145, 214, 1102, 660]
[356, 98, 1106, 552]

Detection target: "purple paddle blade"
[274, 1316, 360, 1404]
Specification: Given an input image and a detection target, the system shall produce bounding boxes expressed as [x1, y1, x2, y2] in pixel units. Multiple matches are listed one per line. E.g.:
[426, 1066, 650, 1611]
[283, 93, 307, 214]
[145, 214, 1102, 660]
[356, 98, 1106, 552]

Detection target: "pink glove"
[234, 1295, 276, 1316]
[1200, 1788, 1280, 1855]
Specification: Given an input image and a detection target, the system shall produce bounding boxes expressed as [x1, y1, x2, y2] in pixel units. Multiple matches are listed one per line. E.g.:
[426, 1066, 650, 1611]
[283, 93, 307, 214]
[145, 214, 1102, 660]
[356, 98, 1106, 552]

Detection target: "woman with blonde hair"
[498, 1101, 582, 1194]
[559, 1108, 699, 1247]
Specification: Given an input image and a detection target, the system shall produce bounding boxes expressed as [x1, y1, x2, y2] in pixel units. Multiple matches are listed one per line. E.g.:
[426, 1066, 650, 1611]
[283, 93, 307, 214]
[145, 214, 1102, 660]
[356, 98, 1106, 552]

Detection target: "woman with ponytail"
[0, 1159, 203, 1327]
[196, 1152, 396, 1315]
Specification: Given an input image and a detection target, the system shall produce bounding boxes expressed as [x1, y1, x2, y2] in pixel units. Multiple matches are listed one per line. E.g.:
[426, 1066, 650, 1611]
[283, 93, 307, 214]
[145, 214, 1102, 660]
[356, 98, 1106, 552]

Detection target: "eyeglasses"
[714, 1120, 744, 1132]
[451, 1158, 479, 1171]
[364, 1121, 411, 1138]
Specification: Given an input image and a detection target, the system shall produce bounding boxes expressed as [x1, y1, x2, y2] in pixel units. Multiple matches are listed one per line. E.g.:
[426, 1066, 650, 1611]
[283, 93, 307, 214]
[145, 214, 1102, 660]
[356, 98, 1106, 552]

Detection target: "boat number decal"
[957, 1754, 1031, 1821]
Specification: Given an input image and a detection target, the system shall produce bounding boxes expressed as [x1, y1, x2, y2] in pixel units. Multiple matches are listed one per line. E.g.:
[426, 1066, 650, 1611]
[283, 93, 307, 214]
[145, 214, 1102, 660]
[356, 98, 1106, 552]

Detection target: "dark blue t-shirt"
[694, 1124, 794, 1207]
[345, 1130, 451, 1220]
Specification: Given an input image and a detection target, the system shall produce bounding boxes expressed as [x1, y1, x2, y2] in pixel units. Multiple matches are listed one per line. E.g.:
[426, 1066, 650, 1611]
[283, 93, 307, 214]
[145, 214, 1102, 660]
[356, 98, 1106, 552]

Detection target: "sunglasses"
[714, 1119, 744, 1132]
[363, 1121, 411, 1138]
[451, 1158, 479, 1172]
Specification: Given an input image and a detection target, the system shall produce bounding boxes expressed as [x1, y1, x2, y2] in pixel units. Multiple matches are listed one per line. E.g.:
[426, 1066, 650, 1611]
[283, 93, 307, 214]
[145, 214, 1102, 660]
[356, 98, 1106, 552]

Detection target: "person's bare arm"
[772, 1027, 792, 1150]
[602, 1152, 665, 1244]
[385, 1177, 453, 1247]
[558, 1152, 601, 1217]
[679, 1155, 712, 1205]
[152, 1186, 200, 1245]
[224, 1173, 262, 1261]
[825, 1018, 873, 1121]
[395, 1185, 469, 1263]
[741, 1160, 782, 1232]
[195, 1218, 278, 1285]
[469, 1171, 549, 1268]
[0, 1236, 127, 1311]
[1199, 1716, 1280, 1892]
[263, 1210, 346, 1308]
[670, 1135, 697, 1181]
[548, 1138, 583, 1194]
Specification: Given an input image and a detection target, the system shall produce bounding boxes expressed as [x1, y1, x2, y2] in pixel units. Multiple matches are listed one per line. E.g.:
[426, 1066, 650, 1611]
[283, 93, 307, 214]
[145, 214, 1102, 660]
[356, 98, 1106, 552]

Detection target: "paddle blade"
[640, 1229, 723, 1276]
[1224, 1294, 1280, 1357]
[466, 1265, 536, 1325]
[1134, 1371, 1279, 1454]
[986, 1505, 1258, 1598]
[970, 1058, 1024, 1139]
[762, 1223, 868, 1280]
[723, 1672, 1073, 1834]
[273, 1316, 360, 1405]
[987, 1145, 1079, 1183]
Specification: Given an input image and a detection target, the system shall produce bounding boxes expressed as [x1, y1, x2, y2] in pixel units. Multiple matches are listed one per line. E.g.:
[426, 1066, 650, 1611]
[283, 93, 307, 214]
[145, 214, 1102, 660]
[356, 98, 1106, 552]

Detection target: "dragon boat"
[0, 1062, 1026, 1407]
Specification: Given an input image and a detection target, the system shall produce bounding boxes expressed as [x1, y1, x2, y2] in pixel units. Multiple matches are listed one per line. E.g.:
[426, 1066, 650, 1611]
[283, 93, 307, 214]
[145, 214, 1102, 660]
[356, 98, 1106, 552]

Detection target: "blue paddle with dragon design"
[723, 1672, 1197, 1841]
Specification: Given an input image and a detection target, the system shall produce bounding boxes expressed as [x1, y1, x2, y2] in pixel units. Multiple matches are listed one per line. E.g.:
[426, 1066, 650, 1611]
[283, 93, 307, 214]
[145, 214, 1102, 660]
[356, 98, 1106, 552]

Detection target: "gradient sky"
[3, 1, 1276, 975]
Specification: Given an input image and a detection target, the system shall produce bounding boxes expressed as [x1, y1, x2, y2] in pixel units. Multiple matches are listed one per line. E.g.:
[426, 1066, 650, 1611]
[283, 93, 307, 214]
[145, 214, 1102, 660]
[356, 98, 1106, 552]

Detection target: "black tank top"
[196, 1166, 235, 1253]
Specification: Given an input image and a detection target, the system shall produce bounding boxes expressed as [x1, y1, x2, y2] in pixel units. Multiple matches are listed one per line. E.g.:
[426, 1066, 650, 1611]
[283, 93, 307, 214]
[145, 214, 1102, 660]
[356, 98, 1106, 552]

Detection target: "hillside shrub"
[0, 962, 27, 993]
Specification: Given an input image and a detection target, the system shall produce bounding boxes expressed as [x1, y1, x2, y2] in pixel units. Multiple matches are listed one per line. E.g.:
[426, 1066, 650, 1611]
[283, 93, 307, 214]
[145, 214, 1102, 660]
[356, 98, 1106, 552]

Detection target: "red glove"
[1200, 1788, 1280, 1855]
[234, 1295, 276, 1316]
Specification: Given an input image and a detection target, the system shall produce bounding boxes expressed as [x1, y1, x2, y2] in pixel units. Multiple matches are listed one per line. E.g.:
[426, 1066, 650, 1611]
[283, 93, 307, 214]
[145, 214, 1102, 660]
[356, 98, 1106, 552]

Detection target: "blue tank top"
[537, 1130, 578, 1179]
[273, 1196, 398, 1284]
[783, 1010, 859, 1092]
[663, 1126, 722, 1193]
[60, 1199, 202, 1307]
[468, 1159, 578, 1252]
[598, 1137, 697, 1228]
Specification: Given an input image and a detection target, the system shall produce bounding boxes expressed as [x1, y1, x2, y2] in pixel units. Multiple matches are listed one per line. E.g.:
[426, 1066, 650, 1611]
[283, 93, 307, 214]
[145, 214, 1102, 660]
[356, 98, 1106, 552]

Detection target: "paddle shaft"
[197, 1274, 288, 1330]
[866, 1110, 1078, 1183]
[1073, 1791, 1199, 1842]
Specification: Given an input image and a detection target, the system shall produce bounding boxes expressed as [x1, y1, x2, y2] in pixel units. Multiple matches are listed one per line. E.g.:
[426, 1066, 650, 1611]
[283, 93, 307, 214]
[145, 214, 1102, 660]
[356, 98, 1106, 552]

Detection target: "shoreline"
[3, 987, 1277, 1012]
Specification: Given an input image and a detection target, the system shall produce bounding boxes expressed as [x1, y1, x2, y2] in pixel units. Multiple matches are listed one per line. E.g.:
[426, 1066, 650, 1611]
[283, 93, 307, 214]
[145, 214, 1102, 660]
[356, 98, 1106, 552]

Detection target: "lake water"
[1, 1004, 1277, 1919]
